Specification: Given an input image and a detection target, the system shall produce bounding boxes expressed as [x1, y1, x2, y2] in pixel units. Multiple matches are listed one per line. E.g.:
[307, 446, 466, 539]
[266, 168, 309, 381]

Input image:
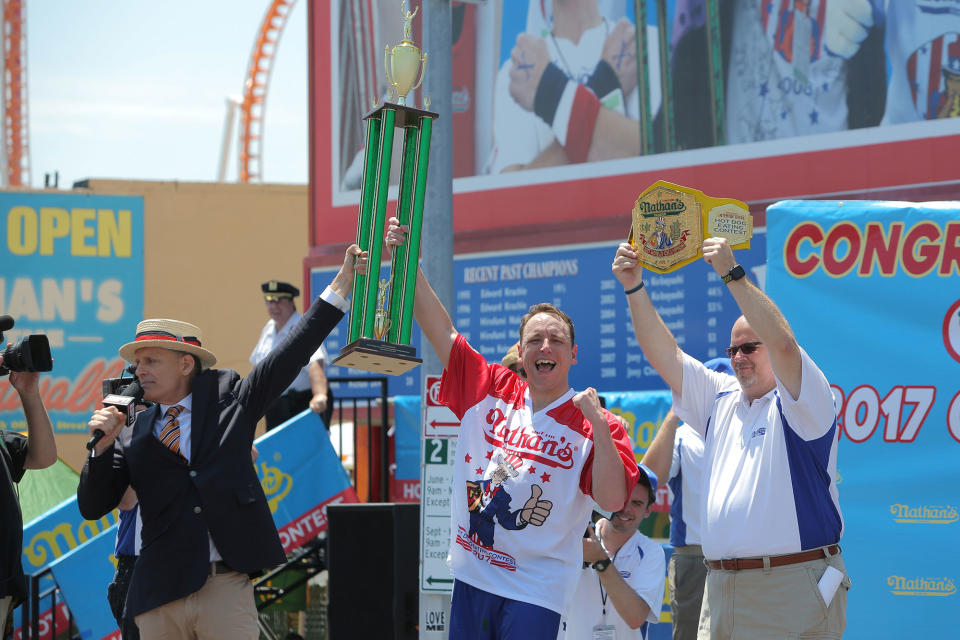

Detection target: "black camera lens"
[1, 334, 53, 373]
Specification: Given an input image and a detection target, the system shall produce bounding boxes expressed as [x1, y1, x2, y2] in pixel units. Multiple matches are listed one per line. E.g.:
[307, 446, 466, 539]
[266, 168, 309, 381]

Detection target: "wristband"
[624, 281, 645, 295]
[586, 59, 621, 99]
[533, 62, 568, 127]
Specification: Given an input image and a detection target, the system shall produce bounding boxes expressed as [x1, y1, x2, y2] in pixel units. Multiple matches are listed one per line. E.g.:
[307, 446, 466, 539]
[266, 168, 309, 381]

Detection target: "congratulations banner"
[767, 201, 959, 637]
[0, 193, 144, 434]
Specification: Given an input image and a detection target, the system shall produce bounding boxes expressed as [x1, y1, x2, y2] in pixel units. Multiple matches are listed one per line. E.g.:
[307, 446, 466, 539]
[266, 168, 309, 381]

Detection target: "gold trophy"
[628, 181, 753, 274]
[334, 1, 437, 376]
[384, 1, 428, 106]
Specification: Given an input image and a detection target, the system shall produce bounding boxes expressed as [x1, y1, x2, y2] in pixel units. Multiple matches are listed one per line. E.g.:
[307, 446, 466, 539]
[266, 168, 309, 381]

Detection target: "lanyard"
[596, 527, 619, 618]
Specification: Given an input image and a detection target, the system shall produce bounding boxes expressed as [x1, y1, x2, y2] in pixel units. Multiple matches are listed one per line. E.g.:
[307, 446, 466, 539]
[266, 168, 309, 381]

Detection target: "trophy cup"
[333, 1, 437, 376]
[628, 181, 752, 273]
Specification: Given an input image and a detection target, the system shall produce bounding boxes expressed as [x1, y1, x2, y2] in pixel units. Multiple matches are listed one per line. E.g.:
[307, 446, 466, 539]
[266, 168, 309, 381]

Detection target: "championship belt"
[628, 180, 752, 274]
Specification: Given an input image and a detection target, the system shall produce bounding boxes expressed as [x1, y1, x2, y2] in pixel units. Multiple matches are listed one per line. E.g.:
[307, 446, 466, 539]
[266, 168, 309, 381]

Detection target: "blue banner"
[0, 193, 144, 433]
[767, 200, 959, 636]
[47, 528, 120, 640]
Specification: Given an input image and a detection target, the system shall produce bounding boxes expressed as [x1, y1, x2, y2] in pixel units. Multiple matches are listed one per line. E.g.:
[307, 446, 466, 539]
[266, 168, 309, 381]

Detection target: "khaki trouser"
[1, 596, 12, 636]
[670, 545, 707, 640]
[697, 551, 850, 640]
[135, 570, 258, 640]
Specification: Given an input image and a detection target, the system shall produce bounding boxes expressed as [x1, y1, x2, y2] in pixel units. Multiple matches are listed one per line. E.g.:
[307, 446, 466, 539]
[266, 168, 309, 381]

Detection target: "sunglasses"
[726, 341, 762, 357]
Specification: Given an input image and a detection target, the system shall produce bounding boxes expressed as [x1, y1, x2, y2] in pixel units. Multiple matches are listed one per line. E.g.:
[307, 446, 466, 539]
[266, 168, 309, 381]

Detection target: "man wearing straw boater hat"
[77, 246, 364, 640]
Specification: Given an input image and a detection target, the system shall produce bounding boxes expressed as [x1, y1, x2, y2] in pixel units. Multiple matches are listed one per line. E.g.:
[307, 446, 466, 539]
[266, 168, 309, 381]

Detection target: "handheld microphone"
[87, 377, 145, 451]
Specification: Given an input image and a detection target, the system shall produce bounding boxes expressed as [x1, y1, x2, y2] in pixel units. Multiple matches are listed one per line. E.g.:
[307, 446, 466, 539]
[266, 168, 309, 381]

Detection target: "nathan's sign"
[629, 181, 752, 274]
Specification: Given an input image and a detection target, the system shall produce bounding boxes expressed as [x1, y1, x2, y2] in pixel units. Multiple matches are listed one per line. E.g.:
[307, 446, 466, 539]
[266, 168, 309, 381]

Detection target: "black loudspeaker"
[327, 502, 420, 639]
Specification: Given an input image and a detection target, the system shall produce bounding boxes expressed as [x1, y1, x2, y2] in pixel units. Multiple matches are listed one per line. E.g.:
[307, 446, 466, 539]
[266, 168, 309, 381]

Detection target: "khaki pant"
[697, 551, 850, 640]
[1, 596, 12, 636]
[670, 545, 707, 640]
[135, 571, 258, 640]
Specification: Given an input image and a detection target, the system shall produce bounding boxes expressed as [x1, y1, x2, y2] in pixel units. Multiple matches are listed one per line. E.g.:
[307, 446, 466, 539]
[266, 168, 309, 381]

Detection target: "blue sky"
[27, 0, 309, 188]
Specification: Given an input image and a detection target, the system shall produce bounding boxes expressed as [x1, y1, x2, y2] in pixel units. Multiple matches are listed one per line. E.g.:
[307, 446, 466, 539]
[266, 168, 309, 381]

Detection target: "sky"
[25, 0, 310, 189]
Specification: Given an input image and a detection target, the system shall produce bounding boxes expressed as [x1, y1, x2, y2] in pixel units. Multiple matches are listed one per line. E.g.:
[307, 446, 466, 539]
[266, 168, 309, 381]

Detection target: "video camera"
[86, 363, 148, 451]
[0, 315, 53, 376]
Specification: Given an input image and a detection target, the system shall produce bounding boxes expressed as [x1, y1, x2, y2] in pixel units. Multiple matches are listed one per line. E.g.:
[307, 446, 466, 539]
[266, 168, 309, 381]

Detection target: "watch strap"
[722, 264, 745, 284]
[592, 557, 612, 572]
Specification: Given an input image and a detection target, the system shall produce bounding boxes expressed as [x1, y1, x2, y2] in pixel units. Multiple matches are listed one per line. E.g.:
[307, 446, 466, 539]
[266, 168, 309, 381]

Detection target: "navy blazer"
[77, 296, 344, 618]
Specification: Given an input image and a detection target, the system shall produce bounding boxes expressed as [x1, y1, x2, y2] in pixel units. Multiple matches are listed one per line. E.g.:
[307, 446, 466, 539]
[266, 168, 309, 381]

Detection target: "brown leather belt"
[706, 544, 840, 571]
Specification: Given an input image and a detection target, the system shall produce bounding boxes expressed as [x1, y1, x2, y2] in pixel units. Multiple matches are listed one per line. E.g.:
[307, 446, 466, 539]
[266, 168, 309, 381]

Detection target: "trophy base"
[333, 338, 422, 376]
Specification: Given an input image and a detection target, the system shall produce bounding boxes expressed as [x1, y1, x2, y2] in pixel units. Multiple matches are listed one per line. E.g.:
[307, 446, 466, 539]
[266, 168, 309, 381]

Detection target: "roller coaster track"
[239, 0, 297, 183]
[2, 0, 30, 187]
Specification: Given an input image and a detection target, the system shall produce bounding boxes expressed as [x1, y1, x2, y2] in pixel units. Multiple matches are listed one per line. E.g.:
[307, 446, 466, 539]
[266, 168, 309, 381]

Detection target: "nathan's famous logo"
[636, 199, 686, 216]
[888, 575, 957, 597]
[483, 408, 576, 469]
[258, 460, 292, 514]
[890, 503, 959, 524]
[23, 511, 119, 570]
[783, 219, 960, 278]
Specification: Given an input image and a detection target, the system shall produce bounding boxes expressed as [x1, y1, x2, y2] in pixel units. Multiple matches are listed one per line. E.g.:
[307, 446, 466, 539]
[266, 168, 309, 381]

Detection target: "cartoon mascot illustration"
[465, 453, 553, 548]
[648, 216, 673, 250]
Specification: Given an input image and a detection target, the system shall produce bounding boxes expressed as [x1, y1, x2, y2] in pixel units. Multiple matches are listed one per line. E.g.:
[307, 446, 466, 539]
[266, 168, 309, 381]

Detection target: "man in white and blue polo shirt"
[613, 236, 849, 639]
[642, 356, 732, 640]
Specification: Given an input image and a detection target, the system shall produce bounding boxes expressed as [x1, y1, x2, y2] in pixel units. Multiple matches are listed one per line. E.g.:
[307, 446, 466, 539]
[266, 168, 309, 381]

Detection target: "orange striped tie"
[159, 405, 185, 457]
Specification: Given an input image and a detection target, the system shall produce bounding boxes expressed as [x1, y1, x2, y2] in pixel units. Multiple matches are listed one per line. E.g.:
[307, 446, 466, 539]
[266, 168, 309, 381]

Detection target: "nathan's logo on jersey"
[887, 575, 957, 597]
[482, 408, 577, 469]
[890, 503, 959, 524]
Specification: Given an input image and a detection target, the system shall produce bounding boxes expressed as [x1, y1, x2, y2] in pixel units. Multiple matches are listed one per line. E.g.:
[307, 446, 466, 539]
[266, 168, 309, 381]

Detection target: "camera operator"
[1, 353, 57, 631]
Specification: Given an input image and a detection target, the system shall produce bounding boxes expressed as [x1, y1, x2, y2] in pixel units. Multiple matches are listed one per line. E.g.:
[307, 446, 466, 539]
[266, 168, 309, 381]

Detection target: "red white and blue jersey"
[882, 1, 960, 123]
[672, 347, 842, 559]
[726, 0, 847, 142]
[440, 335, 637, 614]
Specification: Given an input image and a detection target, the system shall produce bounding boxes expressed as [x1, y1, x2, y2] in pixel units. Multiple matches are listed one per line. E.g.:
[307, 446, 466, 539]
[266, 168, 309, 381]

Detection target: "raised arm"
[612, 243, 684, 394]
[584, 526, 652, 628]
[385, 217, 458, 368]
[640, 408, 679, 486]
[574, 388, 630, 512]
[7, 364, 57, 469]
[702, 237, 802, 399]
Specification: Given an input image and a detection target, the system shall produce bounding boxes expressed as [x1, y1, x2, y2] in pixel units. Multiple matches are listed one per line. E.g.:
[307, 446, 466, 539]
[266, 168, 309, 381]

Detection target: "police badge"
[628, 181, 752, 273]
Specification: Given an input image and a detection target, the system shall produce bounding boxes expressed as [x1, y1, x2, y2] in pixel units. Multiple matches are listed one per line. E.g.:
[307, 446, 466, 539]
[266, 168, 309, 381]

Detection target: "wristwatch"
[592, 557, 612, 573]
[721, 264, 746, 284]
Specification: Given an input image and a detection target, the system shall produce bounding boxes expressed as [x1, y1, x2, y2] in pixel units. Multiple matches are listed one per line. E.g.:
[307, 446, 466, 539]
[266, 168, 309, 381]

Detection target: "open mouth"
[535, 359, 556, 372]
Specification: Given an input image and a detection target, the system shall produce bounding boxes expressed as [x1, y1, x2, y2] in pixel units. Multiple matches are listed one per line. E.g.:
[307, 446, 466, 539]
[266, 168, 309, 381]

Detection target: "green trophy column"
[349, 115, 383, 343]
[360, 107, 396, 339]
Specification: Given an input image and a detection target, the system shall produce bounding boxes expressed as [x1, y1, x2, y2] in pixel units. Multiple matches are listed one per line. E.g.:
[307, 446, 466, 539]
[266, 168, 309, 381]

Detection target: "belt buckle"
[720, 558, 738, 571]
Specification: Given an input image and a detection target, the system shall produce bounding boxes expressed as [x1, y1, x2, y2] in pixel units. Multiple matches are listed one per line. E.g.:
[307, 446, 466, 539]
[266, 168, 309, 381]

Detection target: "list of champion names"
[452, 240, 765, 391]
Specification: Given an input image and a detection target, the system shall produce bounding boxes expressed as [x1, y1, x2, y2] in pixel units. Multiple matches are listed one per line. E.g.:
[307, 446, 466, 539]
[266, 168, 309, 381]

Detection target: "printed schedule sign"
[314, 234, 766, 397]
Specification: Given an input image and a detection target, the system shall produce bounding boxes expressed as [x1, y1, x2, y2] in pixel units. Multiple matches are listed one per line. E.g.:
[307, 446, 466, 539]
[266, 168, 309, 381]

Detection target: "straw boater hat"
[118, 319, 217, 369]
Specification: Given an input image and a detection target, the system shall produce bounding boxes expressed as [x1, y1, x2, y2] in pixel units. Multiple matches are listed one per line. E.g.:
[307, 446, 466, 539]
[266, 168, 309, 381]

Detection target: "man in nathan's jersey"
[386, 218, 638, 640]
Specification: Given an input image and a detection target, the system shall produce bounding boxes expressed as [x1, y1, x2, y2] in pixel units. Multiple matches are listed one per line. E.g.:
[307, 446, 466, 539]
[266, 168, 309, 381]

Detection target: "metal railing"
[2, 568, 79, 640]
[325, 376, 390, 502]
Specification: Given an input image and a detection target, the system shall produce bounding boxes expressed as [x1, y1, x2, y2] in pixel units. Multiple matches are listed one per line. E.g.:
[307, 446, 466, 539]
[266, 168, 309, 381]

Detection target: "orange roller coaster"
[2, 0, 30, 187]
[239, 0, 298, 183]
